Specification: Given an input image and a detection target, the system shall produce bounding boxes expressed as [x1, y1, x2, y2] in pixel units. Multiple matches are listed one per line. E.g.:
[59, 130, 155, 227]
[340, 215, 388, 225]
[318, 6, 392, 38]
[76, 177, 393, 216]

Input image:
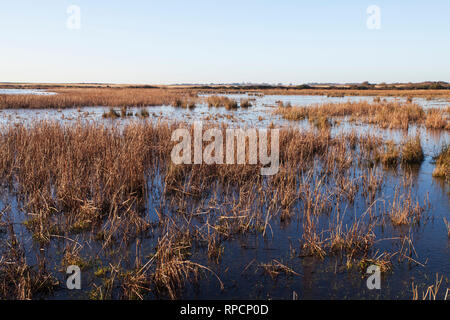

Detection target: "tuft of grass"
[401, 135, 424, 164]
[425, 109, 450, 130]
[275, 101, 427, 130]
[386, 187, 427, 226]
[139, 108, 150, 118]
[206, 96, 238, 110]
[259, 260, 300, 279]
[376, 141, 400, 167]
[412, 274, 448, 300]
[102, 108, 120, 119]
[240, 99, 252, 108]
[432, 145, 450, 181]
[224, 99, 238, 110]
[359, 252, 393, 273]
[309, 115, 331, 129]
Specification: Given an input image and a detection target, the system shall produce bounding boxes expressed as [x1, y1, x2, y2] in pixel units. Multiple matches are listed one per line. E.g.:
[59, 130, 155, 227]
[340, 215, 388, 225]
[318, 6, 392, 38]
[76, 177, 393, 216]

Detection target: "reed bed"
[0, 88, 198, 109]
[197, 88, 450, 99]
[274, 101, 446, 130]
[432, 145, 450, 181]
[205, 95, 239, 110]
[0, 119, 443, 300]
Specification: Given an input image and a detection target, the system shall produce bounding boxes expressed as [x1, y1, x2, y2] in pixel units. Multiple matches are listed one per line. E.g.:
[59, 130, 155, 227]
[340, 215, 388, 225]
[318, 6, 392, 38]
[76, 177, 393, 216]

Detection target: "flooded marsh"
[0, 89, 448, 300]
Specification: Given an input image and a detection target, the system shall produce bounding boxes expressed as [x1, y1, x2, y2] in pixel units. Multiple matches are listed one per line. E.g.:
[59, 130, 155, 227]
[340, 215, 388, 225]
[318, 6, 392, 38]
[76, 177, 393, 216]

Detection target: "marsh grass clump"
[240, 99, 252, 108]
[172, 97, 196, 109]
[0, 121, 173, 248]
[376, 141, 400, 167]
[432, 145, 450, 181]
[0, 87, 197, 109]
[0, 260, 59, 299]
[224, 98, 238, 110]
[259, 260, 300, 280]
[152, 233, 209, 299]
[359, 252, 393, 273]
[207, 233, 224, 263]
[185, 101, 196, 109]
[386, 188, 427, 226]
[206, 95, 222, 108]
[425, 109, 450, 130]
[308, 115, 331, 129]
[274, 105, 306, 120]
[102, 108, 120, 119]
[327, 211, 376, 257]
[139, 108, 150, 118]
[401, 136, 424, 164]
[276, 101, 292, 109]
[171, 97, 183, 108]
[120, 106, 133, 117]
[119, 269, 150, 300]
[275, 101, 428, 130]
[412, 274, 448, 300]
[206, 96, 238, 109]
[373, 103, 424, 130]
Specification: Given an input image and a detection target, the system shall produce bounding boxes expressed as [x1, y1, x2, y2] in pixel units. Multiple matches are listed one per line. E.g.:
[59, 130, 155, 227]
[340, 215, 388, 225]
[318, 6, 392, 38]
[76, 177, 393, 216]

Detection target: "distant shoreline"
[0, 81, 449, 91]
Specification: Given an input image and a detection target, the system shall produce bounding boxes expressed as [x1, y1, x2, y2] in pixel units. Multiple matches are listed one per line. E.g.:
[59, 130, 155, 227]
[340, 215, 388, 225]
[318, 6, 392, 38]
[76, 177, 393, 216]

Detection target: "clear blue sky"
[1, 0, 449, 84]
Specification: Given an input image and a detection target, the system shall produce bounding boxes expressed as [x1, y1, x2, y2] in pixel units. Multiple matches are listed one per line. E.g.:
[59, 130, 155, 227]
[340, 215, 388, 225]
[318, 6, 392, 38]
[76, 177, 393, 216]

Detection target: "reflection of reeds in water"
[433, 145, 450, 181]
[425, 109, 450, 130]
[206, 95, 238, 109]
[401, 135, 424, 164]
[444, 218, 450, 238]
[386, 187, 428, 226]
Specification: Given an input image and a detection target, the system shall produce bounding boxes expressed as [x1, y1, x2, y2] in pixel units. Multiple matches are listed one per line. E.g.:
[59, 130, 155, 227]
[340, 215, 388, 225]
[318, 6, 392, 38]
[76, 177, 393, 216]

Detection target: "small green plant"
[139, 108, 150, 118]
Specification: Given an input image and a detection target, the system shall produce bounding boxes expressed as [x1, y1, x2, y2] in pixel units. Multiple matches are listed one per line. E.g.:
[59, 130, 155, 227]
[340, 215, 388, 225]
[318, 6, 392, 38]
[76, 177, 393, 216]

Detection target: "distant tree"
[430, 82, 443, 89]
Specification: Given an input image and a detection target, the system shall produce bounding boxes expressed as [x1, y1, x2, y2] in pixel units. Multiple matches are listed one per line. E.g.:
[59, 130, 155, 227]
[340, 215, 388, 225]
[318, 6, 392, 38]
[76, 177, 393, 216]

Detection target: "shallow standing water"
[0, 91, 448, 300]
[0, 88, 57, 95]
